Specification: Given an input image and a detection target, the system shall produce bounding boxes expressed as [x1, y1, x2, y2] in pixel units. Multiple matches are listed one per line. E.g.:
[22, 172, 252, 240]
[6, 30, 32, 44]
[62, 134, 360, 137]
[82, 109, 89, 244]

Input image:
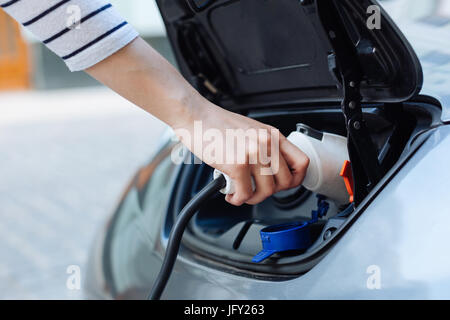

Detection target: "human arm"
[85, 37, 310, 205]
[1, 0, 309, 205]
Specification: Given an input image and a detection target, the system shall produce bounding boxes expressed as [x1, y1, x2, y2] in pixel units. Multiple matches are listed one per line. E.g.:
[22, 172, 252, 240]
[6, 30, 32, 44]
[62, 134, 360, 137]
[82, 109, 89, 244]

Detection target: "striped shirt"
[0, 0, 139, 71]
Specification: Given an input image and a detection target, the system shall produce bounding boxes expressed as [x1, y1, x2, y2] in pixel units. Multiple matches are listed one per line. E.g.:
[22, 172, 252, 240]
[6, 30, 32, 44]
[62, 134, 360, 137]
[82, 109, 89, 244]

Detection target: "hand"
[85, 38, 309, 205]
[173, 97, 310, 206]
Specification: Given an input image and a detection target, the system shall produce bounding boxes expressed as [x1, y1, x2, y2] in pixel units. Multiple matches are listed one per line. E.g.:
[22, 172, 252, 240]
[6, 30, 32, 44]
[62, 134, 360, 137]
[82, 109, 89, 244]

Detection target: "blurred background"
[0, 1, 170, 299]
[0, 0, 449, 299]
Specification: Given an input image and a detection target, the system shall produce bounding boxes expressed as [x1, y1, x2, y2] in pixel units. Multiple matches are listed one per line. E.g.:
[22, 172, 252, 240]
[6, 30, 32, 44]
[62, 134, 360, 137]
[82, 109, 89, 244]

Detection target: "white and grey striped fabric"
[1, 0, 139, 71]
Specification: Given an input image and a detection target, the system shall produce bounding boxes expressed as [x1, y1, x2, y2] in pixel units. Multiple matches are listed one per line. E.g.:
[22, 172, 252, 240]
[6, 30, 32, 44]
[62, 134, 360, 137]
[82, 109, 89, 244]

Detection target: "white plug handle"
[213, 170, 256, 195]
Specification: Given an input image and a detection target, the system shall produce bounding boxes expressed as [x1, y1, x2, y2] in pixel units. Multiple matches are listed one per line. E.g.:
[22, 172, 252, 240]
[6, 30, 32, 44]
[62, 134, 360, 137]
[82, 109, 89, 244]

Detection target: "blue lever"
[252, 221, 311, 263]
[252, 195, 329, 263]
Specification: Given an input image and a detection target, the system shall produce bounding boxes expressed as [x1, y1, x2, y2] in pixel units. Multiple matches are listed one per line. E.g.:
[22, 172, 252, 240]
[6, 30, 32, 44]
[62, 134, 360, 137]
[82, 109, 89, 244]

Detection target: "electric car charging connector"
[149, 124, 352, 299]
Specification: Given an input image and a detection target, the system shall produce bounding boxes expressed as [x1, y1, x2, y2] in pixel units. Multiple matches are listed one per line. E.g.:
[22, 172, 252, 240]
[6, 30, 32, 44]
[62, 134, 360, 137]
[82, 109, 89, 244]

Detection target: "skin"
[86, 37, 309, 206]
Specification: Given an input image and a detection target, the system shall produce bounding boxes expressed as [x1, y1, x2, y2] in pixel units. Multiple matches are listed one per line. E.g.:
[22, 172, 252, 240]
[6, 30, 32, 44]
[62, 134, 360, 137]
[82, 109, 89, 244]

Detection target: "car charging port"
[172, 102, 434, 275]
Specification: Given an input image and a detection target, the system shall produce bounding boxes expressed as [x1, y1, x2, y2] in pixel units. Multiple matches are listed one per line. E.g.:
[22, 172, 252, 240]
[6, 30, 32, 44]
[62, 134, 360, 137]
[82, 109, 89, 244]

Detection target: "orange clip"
[340, 160, 354, 203]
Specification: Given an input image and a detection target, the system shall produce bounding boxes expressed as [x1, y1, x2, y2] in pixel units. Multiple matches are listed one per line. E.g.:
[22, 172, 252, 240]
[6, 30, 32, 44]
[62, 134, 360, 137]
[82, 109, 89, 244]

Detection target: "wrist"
[169, 89, 213, 131]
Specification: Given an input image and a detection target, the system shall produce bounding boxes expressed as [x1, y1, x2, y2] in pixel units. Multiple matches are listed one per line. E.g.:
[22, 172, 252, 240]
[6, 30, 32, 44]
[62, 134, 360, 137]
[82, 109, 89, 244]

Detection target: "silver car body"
[85, 0, 450, 299]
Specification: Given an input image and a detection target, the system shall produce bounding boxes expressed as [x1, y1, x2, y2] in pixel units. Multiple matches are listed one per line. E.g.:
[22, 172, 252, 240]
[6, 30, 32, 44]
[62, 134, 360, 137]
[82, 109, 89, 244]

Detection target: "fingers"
[245, 166, 276, 205]
[280, 137, 310, 188]
[225, 166, 254, 206]
[223, 136, 309, 206]
[224, 160, 293, 206]
[272, 148, 294, 193]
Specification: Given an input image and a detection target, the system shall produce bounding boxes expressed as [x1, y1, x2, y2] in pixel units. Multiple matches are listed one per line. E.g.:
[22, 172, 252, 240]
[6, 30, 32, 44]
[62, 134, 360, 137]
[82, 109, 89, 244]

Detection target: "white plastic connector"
[286, 130, 349, 204]
[213, 169, 256, 195]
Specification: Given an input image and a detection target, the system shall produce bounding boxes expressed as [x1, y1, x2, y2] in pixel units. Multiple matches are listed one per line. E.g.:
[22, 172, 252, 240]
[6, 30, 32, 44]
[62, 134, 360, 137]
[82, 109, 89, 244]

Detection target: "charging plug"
[213, 169, 256, 195]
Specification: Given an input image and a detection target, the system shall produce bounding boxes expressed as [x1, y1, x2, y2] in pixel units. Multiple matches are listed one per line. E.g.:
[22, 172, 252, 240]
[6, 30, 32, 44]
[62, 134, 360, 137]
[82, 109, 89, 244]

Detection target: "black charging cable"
[148, 174, 226, 300]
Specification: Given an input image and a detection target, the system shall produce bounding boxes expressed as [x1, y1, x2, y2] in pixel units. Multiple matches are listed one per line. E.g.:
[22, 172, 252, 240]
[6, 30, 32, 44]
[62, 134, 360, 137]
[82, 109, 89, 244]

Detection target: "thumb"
[280, 138, 310, 188]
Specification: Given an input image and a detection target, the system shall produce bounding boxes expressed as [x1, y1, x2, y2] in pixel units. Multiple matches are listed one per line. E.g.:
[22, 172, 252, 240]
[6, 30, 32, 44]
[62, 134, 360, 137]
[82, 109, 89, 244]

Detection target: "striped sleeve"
[0, 0, 139, 71]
